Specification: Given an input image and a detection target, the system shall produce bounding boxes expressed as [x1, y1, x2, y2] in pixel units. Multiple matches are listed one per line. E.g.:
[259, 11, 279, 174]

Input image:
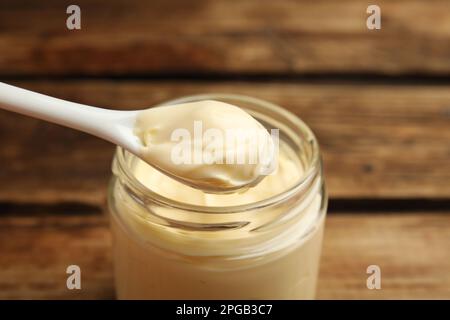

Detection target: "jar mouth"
[113, 94, 321, 214]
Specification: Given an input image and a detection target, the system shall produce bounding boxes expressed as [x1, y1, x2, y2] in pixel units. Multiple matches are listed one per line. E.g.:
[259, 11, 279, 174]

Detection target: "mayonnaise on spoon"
[0, 83, 275, 193]
[134, 100, 276, 193]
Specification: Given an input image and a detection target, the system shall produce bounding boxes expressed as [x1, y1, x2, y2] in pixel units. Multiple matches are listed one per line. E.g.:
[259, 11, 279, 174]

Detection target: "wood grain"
[0, 211, 448, 299]
[319, 213, 450, 299]
[0, 214, 113, 299]
[0, 80, 449, 205]
[1, 0, 450, 76]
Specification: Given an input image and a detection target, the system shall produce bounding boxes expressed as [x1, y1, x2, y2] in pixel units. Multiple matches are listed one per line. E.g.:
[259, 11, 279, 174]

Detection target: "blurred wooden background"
[0, 0, 449, 299]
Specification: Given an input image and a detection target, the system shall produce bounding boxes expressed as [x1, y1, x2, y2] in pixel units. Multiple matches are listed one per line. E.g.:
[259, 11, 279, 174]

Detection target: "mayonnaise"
[109, 140, 325, 299]
[133, 100, 276, 192]
[109, 96, 327, 299]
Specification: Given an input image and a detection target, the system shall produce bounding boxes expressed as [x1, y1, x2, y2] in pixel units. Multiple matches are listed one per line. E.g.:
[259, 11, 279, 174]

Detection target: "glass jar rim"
[113, 93, 321, 214]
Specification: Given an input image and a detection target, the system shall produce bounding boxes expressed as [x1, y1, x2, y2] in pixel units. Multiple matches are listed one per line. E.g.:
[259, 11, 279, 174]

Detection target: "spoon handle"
[0, 82, 141, 153]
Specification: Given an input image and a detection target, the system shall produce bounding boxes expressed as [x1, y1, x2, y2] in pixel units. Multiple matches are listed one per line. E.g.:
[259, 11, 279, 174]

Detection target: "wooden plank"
[0, 80, 449, 204]
[0, 212, 448, 299]
[318, 213, 450, 299]
[0, 214, 114, 299]
[1, 0, 450, 75]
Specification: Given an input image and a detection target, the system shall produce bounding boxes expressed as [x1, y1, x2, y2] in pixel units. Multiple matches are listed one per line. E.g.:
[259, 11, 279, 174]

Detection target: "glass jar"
[107, 94, 327, 299]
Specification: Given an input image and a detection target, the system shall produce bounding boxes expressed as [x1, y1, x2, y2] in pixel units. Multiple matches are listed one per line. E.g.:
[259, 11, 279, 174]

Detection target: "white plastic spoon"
[0, 82, 272, 193]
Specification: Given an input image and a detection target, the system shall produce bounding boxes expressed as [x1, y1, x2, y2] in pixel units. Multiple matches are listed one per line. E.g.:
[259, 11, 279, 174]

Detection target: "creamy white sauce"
[134, 100, 275, 192]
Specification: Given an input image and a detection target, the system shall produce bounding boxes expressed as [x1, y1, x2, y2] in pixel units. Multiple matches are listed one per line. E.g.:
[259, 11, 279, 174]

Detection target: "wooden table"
[0, 0, 449, 299]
